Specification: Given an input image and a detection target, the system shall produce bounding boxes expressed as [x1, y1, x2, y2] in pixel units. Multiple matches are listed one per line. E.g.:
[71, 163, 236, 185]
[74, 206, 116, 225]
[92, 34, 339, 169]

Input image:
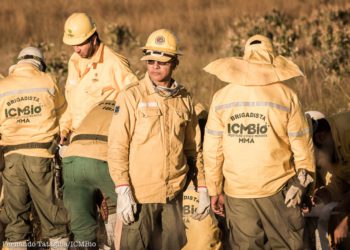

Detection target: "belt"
[3, 142, 53, 154]
[70, 134, 108, 143]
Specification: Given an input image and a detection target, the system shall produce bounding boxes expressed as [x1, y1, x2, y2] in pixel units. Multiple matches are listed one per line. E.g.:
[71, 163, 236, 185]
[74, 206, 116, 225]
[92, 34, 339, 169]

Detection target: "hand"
[211, 194, 225, 217]
[301, 195, 313, 215]
[334, 216, 349, 245]
[115, 186, 137, 225]
[59, 134, 67, 145]
[285, 169, 314, 208]
[192, 187, 210, 221]
[58, 145, 68, 158]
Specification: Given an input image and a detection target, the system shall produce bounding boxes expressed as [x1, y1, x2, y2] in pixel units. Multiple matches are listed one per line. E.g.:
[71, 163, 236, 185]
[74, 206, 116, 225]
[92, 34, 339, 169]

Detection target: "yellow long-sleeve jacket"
[63, 100, 115, 161]
[204, 81, 315, 198]
[60, 43, 138, 136]
[0, 63, 66, 158]
[108, 74, 205, 203]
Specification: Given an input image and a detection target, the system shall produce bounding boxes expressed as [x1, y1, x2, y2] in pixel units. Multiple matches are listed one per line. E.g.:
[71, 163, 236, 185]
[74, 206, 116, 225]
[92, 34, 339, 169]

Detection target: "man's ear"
[91, 34, 98, 46]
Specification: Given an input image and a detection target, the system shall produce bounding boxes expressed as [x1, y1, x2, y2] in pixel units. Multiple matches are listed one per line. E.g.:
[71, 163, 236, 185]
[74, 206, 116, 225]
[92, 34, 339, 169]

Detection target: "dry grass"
[0, 0, 349, 115]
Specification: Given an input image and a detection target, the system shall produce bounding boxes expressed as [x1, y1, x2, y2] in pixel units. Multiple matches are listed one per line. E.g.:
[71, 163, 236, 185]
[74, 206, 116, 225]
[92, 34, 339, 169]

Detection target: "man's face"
[73, 36, 96, 58]
[146, 59, 176, 84]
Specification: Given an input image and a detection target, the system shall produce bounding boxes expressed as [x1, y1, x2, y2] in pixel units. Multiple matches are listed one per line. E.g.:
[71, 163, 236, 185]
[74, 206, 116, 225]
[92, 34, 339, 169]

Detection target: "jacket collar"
[71, 43, 105, 77]
[143, 73, 158, 95]
[89, 43, 104, 65]
[142, 73, 181, 97]
[10, 63, 40, 75]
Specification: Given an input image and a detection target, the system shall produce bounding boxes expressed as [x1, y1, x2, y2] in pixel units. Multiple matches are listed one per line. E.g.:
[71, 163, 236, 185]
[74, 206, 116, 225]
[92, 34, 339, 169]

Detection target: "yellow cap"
[243, 34, 274, 61]
[63, 13, 97, 46]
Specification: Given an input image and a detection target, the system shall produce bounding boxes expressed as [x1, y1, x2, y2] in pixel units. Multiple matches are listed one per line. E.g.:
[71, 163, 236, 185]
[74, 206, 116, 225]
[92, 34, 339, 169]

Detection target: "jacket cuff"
[207, 181, 223, 196]
[197, 178, 206, 188]
[115, 179, 130, 187]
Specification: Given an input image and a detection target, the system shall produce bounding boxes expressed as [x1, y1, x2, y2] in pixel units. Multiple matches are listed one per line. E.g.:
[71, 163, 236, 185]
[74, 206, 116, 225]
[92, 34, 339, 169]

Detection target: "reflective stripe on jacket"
[204, 81, 315, 198]
[108, 74, 205, 203]
[0, 64, 66, 158]
[60, 43, 138, 135]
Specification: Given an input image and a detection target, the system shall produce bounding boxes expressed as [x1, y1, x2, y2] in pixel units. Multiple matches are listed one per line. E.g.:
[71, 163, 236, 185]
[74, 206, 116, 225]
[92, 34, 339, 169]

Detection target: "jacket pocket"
[139, 108, 162, 118]
[134, 108, 162, 144]
[174, 110, 191, 141]
[3, 158, 16, 177]
[121, 206, 149, 249]
[85, 85, 103, 97]
[29, 157, 52, 173]
[277, 188, 304, 232]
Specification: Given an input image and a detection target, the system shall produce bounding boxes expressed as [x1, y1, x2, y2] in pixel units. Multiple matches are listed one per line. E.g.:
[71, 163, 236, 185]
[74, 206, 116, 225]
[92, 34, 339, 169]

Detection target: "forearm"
[108, 145, 130, 186]
[203, 133, 224, 196]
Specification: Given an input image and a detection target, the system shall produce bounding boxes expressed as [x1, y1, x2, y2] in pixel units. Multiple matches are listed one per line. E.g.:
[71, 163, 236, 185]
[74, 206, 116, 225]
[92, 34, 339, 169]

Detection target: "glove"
[192, 187, 210, 221]
[285, 169, 313, 208]
[284, 185, 302, 208]
[115, 186, 137, 225]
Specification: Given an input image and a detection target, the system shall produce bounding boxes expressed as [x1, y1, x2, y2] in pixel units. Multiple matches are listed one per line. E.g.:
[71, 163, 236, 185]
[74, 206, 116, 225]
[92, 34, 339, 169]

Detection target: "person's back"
[209, 80, 307, 197]
[64, 45, 137, 130]
[0, 63, 64, 156]
[204, 34, 315, 250]
[0, 47, 68, 249]
[61, 100, 117, 248]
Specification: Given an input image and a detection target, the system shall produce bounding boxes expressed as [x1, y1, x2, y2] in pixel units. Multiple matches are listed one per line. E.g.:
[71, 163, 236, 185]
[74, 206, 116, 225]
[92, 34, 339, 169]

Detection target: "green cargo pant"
[225, 188, 304, 250]
[120, 194, 187, 250]
[62, 156, 117, 241]
[0, 154, 68, 241]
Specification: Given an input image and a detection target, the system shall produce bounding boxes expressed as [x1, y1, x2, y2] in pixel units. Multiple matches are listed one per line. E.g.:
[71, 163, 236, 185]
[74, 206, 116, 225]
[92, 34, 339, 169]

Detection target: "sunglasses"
[146, 60, 172, 66]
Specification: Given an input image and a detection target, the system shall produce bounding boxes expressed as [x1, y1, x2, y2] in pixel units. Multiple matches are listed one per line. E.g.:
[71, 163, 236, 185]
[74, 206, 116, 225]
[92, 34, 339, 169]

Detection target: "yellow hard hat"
[141, 29, 182, 62]
[17, 46, 44, 62]
[63, 13, 97, 46]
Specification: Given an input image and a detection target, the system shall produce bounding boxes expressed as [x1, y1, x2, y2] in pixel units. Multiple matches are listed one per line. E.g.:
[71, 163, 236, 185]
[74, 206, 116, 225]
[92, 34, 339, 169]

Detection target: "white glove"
[284, 185, 302, 208]
[284, 169, 313, 208]
[192, 187, 210, 221]
[115, 186, 137, 225]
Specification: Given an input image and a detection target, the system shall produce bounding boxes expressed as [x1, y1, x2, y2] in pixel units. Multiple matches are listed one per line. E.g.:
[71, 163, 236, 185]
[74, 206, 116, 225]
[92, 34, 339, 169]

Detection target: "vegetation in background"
[0, 0, 349, 115]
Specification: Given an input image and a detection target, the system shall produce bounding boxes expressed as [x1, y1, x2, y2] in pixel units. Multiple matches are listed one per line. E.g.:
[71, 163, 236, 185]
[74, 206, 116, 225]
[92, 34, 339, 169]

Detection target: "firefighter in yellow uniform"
[203, 35, 315, 249]
[0, 47, 68, 249]
[108, 29, 208, 250]
[60, 12, 138, 138]
[61, 100, 117, 249]
[61, 12, 138, 248]
[182, 103, 222, 250]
